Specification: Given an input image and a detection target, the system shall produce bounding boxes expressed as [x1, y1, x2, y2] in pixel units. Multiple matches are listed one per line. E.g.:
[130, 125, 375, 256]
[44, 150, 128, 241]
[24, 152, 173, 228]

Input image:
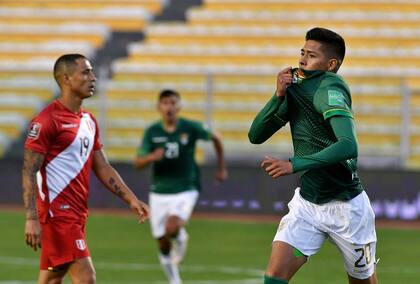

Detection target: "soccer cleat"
[172, 228, 189, 264]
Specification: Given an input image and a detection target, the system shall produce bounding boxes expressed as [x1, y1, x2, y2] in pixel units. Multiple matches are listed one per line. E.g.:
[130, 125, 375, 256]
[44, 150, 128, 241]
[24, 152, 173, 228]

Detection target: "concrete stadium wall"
[3, 158, 420, 220]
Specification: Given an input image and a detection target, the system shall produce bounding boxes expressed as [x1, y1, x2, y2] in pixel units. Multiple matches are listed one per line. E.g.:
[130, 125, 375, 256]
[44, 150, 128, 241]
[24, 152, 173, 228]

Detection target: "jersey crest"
[180, 133, 189, 145]
[292, 68, 306, 84]
[28, 122, 42, 139]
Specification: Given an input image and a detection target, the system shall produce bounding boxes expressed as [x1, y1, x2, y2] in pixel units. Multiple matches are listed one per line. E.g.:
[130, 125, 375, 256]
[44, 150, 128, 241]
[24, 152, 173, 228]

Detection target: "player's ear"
[327, 58, 338, 72]
[62, 73, 71, 86]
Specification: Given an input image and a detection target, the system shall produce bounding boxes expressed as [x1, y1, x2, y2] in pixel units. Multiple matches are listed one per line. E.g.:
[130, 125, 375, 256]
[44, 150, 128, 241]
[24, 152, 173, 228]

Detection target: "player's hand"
[25, 219, 41, 251]
[215, 167, 228, 182]
[150, 148, 165, 162]
[261, 156, 293, 178]
[129, 199, 150, 224]
[275, 67, 293, 98]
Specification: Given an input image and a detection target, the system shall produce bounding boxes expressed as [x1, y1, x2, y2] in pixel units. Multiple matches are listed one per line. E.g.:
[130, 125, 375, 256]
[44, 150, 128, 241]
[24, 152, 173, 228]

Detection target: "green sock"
[264, 275, 288, 284]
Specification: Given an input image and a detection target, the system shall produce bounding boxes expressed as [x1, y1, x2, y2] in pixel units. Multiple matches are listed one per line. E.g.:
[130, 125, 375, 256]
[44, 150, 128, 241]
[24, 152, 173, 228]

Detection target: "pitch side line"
[0, 256, 262, 276]
[0, 256, 262, 283]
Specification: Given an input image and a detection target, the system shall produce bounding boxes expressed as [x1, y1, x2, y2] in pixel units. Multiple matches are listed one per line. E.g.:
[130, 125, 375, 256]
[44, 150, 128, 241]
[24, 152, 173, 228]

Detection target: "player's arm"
[290, 115, 357, 172]
[133, 127, 164, 169]
[248, 95, 288, 144]
[262, 116, 358, 178]
[22, 149, 44, 251]
[211, 131, 227, 181]
[248, 68, 292, 144]
[134, 148, 164, 169]
[93, 149, 149, 223]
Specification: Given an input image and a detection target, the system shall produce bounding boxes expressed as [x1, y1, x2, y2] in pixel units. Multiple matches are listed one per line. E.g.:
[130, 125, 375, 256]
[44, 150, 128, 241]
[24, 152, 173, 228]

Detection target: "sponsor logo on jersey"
[27, 122, 42, 139]
[152, 137, 168, 143]
[328, 90, 346, 107]
[180, 133, 189, 145]
[60, 204, 70, 210]
[75, 239, 86, 251]
[62, 123, 78, 129]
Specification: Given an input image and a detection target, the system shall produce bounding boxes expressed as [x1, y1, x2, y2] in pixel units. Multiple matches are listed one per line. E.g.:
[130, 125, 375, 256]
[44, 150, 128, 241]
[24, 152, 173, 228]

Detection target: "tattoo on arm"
[108, 177, 125, 198]
[22, 150, 44, 220]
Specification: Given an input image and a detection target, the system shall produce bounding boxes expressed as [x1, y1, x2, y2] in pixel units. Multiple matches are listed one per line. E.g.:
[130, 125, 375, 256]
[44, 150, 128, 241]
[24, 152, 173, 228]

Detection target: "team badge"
[27, 122, 42, 139]
[75, 239, 86, 251]
[292, 68, 306, 84]
[180, 133, 189, 145]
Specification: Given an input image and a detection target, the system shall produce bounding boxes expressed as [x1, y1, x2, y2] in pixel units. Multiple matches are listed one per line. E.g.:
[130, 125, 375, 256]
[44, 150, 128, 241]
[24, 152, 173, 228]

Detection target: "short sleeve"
[24, 115, 57, 155]
[137, 127, 153, 156]
[91, 115, 103, 151]
[314, 81, 353, 120]
[192, 121, 213, 141]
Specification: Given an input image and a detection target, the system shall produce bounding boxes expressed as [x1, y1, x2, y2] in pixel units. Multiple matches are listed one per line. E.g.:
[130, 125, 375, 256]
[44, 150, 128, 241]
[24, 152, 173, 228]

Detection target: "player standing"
[22, 54, 149, 284]
[134, 89, 227, 284]
[248, 28, 378, 284]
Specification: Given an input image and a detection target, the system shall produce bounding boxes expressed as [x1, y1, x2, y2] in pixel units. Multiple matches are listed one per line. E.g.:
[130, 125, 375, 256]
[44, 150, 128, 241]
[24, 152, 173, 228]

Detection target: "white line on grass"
[0, 256, 262, 283]
[0, 256, 261, 276]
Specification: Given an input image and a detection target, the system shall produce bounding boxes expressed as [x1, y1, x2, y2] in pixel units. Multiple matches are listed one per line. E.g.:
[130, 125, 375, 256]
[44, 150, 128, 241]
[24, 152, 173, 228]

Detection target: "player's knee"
[72, 268, 96, 284]
[38, 270, 66, 284]
[165, 216, 182, 237]
[79, 271, 96, 284]
[165, 223, 180, 237]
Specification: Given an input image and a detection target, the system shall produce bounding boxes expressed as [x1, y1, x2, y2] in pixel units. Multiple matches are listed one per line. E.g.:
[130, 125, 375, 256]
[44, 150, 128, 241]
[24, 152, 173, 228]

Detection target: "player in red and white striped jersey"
[22, 54, 149, 284]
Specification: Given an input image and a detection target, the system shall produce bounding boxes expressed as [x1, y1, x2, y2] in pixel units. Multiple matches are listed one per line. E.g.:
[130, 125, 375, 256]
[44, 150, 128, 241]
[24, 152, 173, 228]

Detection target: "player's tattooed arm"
[22, 149, 44, 251]
[22, 149, 44, 220]
[93, 149, 150, 223]
[93, 149, 127, 198]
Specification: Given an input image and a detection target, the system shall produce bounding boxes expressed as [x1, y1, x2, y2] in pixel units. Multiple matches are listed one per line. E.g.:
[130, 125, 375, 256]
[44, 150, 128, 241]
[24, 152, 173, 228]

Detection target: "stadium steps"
[0, 0, 166, 158]
[201, 0, 420, 12]
[101, 0, 419, 165]
[0, 7, 151, 32]
[186, 9, 420, 28]
[0, 23, 110, 48]
[0, 0, 163, 12]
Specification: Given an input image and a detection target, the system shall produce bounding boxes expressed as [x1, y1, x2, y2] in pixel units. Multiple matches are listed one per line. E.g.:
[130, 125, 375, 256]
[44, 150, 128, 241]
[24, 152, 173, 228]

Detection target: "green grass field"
[0, 211, 419, 284]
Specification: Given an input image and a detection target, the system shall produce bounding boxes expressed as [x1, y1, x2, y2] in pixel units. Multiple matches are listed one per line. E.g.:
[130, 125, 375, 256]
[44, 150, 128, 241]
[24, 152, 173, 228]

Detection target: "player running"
[249, 28, 378, 284]
[134, 89, 227, 284]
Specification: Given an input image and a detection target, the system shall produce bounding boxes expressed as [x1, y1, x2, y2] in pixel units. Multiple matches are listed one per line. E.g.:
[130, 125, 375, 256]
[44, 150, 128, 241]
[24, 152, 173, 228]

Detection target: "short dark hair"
[53, 54, 87, 86]
[158, 89, 180, 101]
[306, 27, 346, 67]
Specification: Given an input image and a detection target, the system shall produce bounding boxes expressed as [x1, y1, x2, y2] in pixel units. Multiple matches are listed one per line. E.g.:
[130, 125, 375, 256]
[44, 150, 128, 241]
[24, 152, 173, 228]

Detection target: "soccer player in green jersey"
[134, 89, 227, 284]
[249, 28, 378, 284]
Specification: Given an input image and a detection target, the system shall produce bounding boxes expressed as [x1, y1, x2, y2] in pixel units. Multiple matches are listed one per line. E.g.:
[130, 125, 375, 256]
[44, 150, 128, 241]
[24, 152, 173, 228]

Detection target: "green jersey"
[138, 117, 213, 194]
[249, 69, 363, 204]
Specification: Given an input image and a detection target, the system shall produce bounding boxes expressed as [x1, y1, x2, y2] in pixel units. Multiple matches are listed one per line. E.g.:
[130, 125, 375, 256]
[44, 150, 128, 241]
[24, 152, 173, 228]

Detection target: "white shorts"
[274, 188, 377, 279]
[149, 190, 199, 238]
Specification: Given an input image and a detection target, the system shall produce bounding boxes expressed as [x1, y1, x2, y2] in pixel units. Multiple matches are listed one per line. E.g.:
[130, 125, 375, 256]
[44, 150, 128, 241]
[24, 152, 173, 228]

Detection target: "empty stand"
[105, 0, 420, 167]
[0, 0, 163, 157]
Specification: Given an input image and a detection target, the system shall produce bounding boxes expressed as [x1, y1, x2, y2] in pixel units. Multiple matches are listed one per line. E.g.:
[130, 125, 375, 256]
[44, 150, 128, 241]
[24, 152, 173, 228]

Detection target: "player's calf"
[172, 228, 189, 264]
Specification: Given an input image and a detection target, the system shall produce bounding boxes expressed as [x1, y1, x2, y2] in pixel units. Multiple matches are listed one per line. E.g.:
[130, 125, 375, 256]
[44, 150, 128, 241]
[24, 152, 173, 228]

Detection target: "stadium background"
[0, 0, 419, 283]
